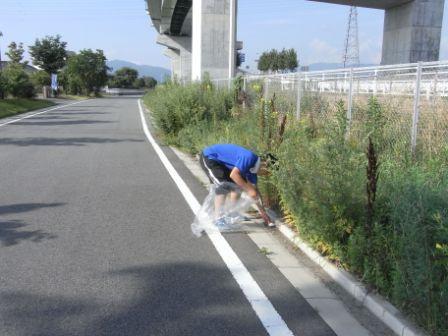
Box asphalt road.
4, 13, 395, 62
0, 98, 336, 336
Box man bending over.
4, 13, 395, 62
199, 143, 275, 228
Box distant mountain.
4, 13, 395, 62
107, 60, 171, 82
306, 63, 377, 71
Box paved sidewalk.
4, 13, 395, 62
169, 146, 395, 336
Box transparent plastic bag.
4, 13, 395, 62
191, 183, 256, 237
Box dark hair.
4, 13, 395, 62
261, 153, 278, 169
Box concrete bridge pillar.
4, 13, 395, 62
382, 0, 445, 64
192, 0, 237, 81
157, 35, 192, 82
163, 48, 181, 80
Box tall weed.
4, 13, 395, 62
143, 83, 448, 334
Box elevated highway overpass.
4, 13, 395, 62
146, 0, 445, 81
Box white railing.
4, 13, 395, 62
212, 60, 448, 155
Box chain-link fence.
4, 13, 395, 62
213, 60, 448, 159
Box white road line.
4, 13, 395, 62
0, 100, 86, 127
137, 100, 294, 336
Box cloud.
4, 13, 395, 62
307, 38, 340, 63
252, 18, 295, 27
359, 36, 382, 64
305, 36, 382, 65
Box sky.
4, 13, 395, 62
0, 0, 447, 70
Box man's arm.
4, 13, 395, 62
229, 167, 257, 198
229, 167, 272, 224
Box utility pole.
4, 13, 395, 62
0, 31, 4, 99
342, 6, 360, 68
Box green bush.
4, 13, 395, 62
30, 70, 51, 91
384, 167, 447, 334
144, 81, 233, 140
0, 71, 6, 95
3, 64, 35, 98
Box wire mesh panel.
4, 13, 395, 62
416, 63, 448, 159
206, 61, 448, 158
239, 61, 448, 159
349, 65, 418, 160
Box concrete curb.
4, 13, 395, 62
277, 224, 426, 336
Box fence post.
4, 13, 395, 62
374, 69, 378, 95
346, 67, 354, 134
411, 62, 423, 155
296, 72, 302, 120
264, 77, 269, 99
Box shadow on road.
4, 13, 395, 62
0, 263, 268, 336
0, 137, 144, 147
30, 115, 73, 120
10, 120, 116, 126
0, 291, 97, 335
0, 203, 65, 216
0, 220, 57, 247
61, 111, 111, 115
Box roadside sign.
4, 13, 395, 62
51, 74, 58, 91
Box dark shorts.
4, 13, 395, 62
199, 153, 238, 195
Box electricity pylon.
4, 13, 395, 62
342, 6, 360, 68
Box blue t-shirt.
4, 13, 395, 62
203, 144, 258, 184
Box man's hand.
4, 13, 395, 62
229, 167, 273, 225
260, 210, 271, 225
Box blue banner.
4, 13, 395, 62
51, 74, 58, 91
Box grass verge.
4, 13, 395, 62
58, 94, 91, 101
0, 99, 56, 119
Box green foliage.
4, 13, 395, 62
384, 168, 447, 334
0, 71, 6, 96
132, 77, 145, 89
257, 48, 298, 73
130, 76, 158, 89
65, 49, 109, 95
3, 64, 35, 98
142, 76, 157, 89
143, 80, 233, 142
6, 42, 27, 65
29, 35, 67, 74
143, 82, 448, 334
30, 70, 51, 91
109, 67, 139, 88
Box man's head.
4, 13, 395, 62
251, 153, 278, 176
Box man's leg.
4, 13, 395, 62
214, 193, 226, 219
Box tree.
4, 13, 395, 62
270, 49, 280, 72
257, 48, 299, 73
142, 76, 157, 89
278, 49, 286, 73
133, 77, 145, 89
3, 64, 35, 98
66, 49, 109, 95
286, 48, 298, 72
6, 42, 27, 65
30, 70, 51, 91
29, 35, 67, 74
110, 67, 139, 88
257, 53, 269, 72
